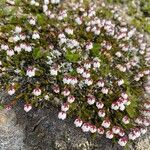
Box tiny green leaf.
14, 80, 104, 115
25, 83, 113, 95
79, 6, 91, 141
32, 48, 42, 59
65, 50, 80, 62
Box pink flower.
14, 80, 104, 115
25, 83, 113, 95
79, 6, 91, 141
53, 85, 60, 93
75, 17, 82, 25
77, 66, 84, 74
26, 67, 36, 77
70, 77, 78, 85
25, 44, 32, 52
122, 116, 130, 124
7, 49, 14, 56
1, 44, 9, 50
87, 95, 95, 105
61, 103, 69, 112
93, 61, 100, 68
63, 76, 71, 84
33, 88, 41, 96
5, 104, 12, 110
65, 28, 73, 35
118, 137, 128, 146
117, 98, 126, 110
97, 127, 105, 134
96, 101, 104, 109
67, 95, 75, 103
118, 128, 125, 137
133, 128, 141, 138
81, 123, 90, 132
82, 71, 91, 78
84, 62, 91, 69
119, 104, 125, 111
142, 110, 150, 117
74, 118, 83, 127
115, 51, 122, 57
143, 118, 150, 126
14, 45, 21, 52
98, 109, 105, 117
90, 125, 97, 133
135, 117, 143, 124
62, 89, 70, 96
117, 79, 124, 86
8, 86, 15, 95
128, 132, 136, 140
106, 130, 114, 139
143, 69, 150, 75
58, 111, 67, 120
144, 101, 150, 109
102, 118, 111, 128
85, 42, 93, 50
111, 102, 119, 110
121, 93, 128, 99
50, 67, 58, 76
97, 80, 104, 87
24, 104, 32, 112
112, 126, 120, 134
85, 78, 93, 86
101, 87, 108, 94
15, 26, 22, 33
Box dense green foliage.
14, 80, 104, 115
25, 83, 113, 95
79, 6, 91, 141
0, 0, 149, 147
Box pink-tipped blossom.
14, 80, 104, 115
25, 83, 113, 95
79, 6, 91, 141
8, 86, 15, 95
97, 80, 104, 87
62, 89, 70, 96
97, 127, 105, 134
26, 67, 36, 77
118, 137, 128, 146
81, 123, 90, 132
58, 111, 67, 120
106, 130, 114, 139
112, 126, 120, 134
74, 118, 83, 127
24, 104, 32, 112
87, 95, 95, 105
67, 95, 75, 103
5, 105, 12, 110
122, 116, 130, 124
84, 62, 91, 69
90, 125, 97, 133
77, 67, 84, 74
85, 42, 93, 50
101, 87, 109, 94
61, 103, 69, 112
98, 109, 105, 117
82, 71, 91, 78
102, 118, 111, 128
93, 61, 100, 68
118, 128, 125, 137
96, 101, 104, 109
85, 78, 93, 86
33, 88, 41, 96
53, 85, 60, 93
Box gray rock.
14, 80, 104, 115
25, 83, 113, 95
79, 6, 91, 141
12, 103, 123, 150
0, 109, 25, 150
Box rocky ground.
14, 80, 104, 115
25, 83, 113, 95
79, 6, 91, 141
14, 102, 123, 150
0, 101, 149, 150
0, 102, 123, 150
0, 109, 25, 150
